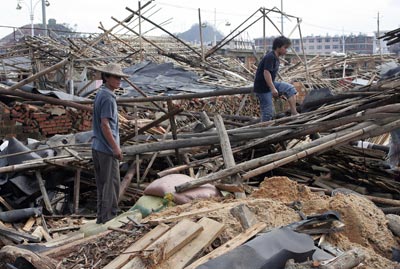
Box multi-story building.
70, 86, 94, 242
254, 33, 378, 55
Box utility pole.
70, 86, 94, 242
342, 27, 345, 54
377, 11, 382, 58
41, 0, 47, 36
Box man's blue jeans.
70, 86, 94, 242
256, 81, 297, 122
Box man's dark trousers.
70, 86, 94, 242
92, 149, 120, 224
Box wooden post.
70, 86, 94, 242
167, 100, 181, 163
134, 105, 141, 188
35, 171, 54, 215
73, 168, 81, 214
213, 114, 245, 198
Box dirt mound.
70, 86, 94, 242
249, 176, 399, 267
251, 176, 319, 203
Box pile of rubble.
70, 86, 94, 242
0, 2, 400, 268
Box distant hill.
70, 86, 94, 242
0, 19, 75, 44
177, 23, 225, 44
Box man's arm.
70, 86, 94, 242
263, 70, 278, 97
101, 118, 122, 160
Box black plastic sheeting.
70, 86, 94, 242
120, 61, 226, 97
198, 227, 332, 269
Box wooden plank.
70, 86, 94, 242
103, 223, 170, 269
22, 217, 36, 232
184, 222, 267, 269
145, 219, 203, 260
0, 196, 14, 211
35, 171, 54, 214
163, 217, 225, 269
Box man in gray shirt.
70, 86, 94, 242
91, 63, 128, 224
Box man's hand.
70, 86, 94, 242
113, 147, 123, 161
271, 88, 279, 98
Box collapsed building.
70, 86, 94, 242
0, 2, 400, 269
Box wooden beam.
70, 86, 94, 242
214, 114, 245, 198
35, 171, 54, 215
168, 100, 181, 163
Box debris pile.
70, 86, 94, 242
0, 3, 400, 269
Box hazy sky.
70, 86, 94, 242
1, 0, 399, 39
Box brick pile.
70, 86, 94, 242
0, 102, 22, 138
8, 103, 92, 137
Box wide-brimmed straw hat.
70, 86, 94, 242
90, 63, 129, 78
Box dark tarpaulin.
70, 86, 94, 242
121, 61, 226, 97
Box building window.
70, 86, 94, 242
332, 38, 339, 42
317, 38, 322, 43
308, 39, 315, 43
325, 38, 331, 42
317, 45, 322, 49
333, 45, 339, 49
325, 45, 331, 49
309, 46, 314, 50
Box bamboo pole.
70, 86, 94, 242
175, 119, 400, 192
77, 86, 253, 104
242, 126, 380, 180
126, 7, 202, 57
